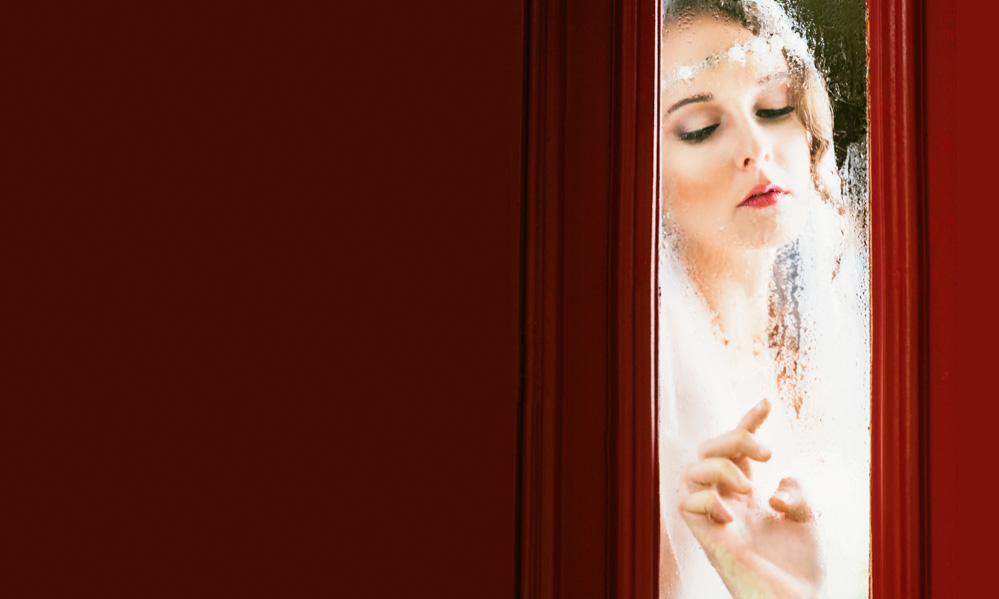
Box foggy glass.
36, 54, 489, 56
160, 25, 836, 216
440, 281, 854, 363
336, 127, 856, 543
657, 1, 870, 598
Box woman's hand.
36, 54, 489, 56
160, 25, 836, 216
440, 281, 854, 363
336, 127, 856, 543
679, 399, 824, 599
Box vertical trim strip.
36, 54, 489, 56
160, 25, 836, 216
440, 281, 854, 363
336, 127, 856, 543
869, 0, 928, 596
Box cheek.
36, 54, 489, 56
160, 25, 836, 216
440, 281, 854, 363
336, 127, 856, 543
661, 146, 728, 219
774, 128, 813, 188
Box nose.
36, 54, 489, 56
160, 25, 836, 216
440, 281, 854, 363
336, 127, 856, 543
734, 119, 769, 169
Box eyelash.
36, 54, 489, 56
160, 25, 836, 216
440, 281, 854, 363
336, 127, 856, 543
677, 106, 796, 144
678, 124, 719, 143
757, 106, 796, 120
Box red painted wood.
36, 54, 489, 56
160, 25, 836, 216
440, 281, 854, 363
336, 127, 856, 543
949, 2, 999, 596
923, 0, 957, 595
869, 0, 929, 597
10, 3, 526, 596
518, 0, 567, 596
519, 0, 612, 597
518, 0, 659, 597
608, 1, 659, 599
609, 0, 659, 597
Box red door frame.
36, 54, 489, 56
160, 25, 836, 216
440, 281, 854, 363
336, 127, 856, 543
517, 0, 935, 598
869, 1, 928, 596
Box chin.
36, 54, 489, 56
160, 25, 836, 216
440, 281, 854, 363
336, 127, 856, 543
735, 202, 810, 250
734, 217, 807, 250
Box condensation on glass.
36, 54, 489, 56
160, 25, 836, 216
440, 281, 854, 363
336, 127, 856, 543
656, 1, 870, 598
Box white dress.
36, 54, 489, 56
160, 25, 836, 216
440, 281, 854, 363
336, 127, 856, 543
658, 201, 871, 599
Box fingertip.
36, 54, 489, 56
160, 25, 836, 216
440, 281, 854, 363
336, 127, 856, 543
739, 399, 772, 432
711, 504, 733, 523
753, 398, 771, 419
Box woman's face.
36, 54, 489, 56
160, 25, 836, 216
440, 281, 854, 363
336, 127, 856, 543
661, 17, 813, 254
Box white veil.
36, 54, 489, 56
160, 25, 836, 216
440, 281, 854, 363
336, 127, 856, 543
658, 150, 871, 598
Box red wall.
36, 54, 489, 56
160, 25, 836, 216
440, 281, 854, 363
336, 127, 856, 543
10, 3, 524, 596
328, 4, 525, 597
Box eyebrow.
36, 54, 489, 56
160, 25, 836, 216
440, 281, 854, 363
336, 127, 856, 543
664, 72, 793, 116
666, 93, 713, 115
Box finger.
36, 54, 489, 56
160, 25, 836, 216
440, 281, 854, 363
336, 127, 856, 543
736, 398, 771, 434
684, 457, 752, 493
682, 489, 733, 523
698, 428, 772, 462
768, 477, 813, 522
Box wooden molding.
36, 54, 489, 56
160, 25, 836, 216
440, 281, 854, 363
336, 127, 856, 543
869, 0, 929, 597
607, 0, 659, 598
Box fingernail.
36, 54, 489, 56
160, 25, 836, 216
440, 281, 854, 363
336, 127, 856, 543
774, 491, 789, 503
757, 398, 769, 410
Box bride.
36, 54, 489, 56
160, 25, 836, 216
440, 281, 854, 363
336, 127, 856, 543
657, 1, 870, 598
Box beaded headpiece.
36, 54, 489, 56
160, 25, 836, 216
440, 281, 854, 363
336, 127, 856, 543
661, 32, 811, 91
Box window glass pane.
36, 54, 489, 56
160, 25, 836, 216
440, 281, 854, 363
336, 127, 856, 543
657, 1, 870, 597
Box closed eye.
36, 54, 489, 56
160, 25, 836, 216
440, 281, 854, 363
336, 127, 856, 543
678, 123, 719, 143
756, 106, 795, 120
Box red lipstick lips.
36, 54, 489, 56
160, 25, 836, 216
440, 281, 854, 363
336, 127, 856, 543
738, 183, 787, 208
